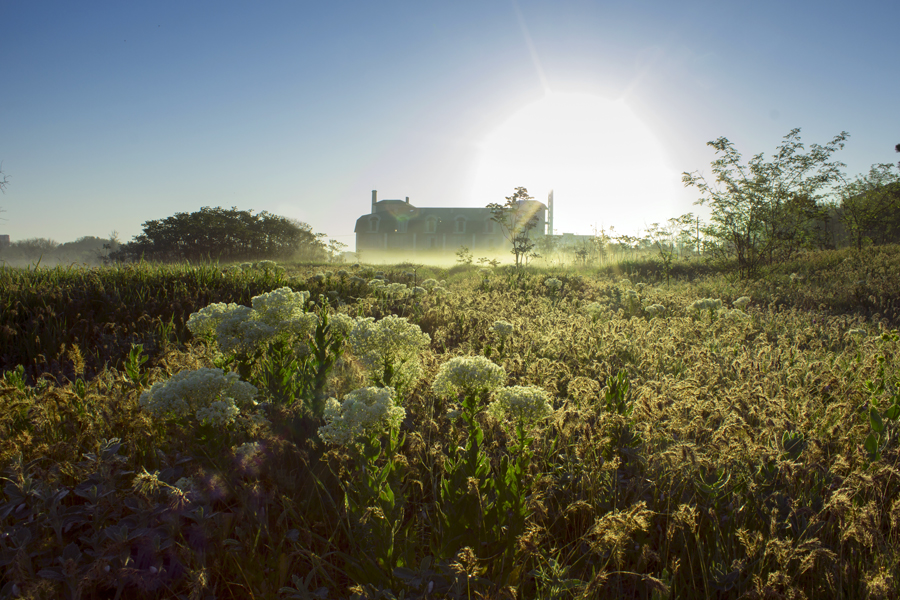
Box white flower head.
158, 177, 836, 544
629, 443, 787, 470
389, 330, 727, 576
487, 385, 554, 426
733, 296, 751, 310
432, 355, 506, 399
140, 368, 258, 427
490, 320, 514, 340
545, 277, 562, 291
318, 387, 406, 446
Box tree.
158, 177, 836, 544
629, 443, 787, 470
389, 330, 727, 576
839, 164, 900, 249
111, 206, 326, 263
487, 187, 542, 268
0, 162, 8, 220
683, 128, 848, 278
326, 239, 347, 263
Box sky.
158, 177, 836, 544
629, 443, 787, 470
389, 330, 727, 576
1, 0, 898, 249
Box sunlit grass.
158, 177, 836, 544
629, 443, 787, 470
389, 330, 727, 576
2, 248, 900, 598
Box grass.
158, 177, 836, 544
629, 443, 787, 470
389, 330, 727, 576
2, 247, 900, 599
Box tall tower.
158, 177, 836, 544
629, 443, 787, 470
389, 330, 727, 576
547, 190, 554, 235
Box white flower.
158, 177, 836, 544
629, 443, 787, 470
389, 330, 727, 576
318, 387, 406, 446
644, 304, 666, 318
422, 278, 439, 290
732, 296, 751, 310
544, 277, 562, 291
490, 320, 514, 339
139, 368, 258, 427
348, 315, 431, 389
689, 298, 723, 312
256, 260, 277, 271
327, 312, 356, 339
186, 302, 244, 338
432, 356, 506, 399
487, 385, 553, 426
583, 302, 606, 320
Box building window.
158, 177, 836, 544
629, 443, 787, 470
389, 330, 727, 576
425, 217, 437, 233
455, 216, 466, 233
368, 216, 380, 232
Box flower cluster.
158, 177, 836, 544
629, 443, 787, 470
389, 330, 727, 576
583, 301, 607, 321
545, 277, 563, 292
251, 287, 317, 335
349, 315, 431, 389
690, 298, 723, 312
487, 385, 554, 426
187, 288, 320, 354
432, 355, 506, 399
732, 296, 751, 310
318, 387, 406, 446
644, 304, 666, 318
422, 278, 439, 290
139, 368, 258, 427
490, 320, 514, 339
328, 312, 356, 339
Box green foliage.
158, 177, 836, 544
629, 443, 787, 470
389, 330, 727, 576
838, 163, 900, 250
487, 187, 543, 268
111, 206, 327, 263
684, 128, 848, 278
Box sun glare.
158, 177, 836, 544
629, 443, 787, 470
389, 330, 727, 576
471, 93, 681, 236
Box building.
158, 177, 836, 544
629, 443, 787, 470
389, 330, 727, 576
354, 190, 553, 258
0, 235, 9, 248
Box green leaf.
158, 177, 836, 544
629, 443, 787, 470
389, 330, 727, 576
864, 432, 879, 456
885, 403, 900, 421
870, 407, 885, 433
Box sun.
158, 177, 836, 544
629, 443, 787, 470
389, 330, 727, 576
470, 92, 681, 237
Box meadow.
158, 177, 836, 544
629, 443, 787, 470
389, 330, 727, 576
1, 246, 900, 599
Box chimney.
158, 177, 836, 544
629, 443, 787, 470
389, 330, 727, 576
548, 189, 554, 235
405, 196, 409, 204
371, 190, 377, 213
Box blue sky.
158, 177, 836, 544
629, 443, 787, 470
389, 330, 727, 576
2, 0, 898, 248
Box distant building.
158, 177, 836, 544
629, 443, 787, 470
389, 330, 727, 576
0, 235, 9, 248
354, 190, 552, 257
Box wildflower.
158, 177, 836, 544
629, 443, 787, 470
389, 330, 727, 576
328, 312, 356, 338
584, 302, 606, 321
309, 273, 325, 284
368, 278, 386, 290
240, 262, 253, 271
490, 320, 514, 339
411, 286, 427, 296
848, 328, 867, 337
432, 355, 506, 399
256, 260, 277, 272
349, 315, 431, 389
545, 277, 563, 291
432, 286, 447, 296
139, 368, 258, 427
487, 385, 553, 426
644, 304, 666, 318
733, 296, 751, 310
619, 278, 632, 287
186, 302, 244, 338
337, 269, 349, 278
422, 278, 439, 290
215, 306, 276, 354
689, 298, 723, 312
318, 387, 406, 446
251, 287, 317, 337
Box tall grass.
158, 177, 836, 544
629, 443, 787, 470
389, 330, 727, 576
2, 248, 900, 599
